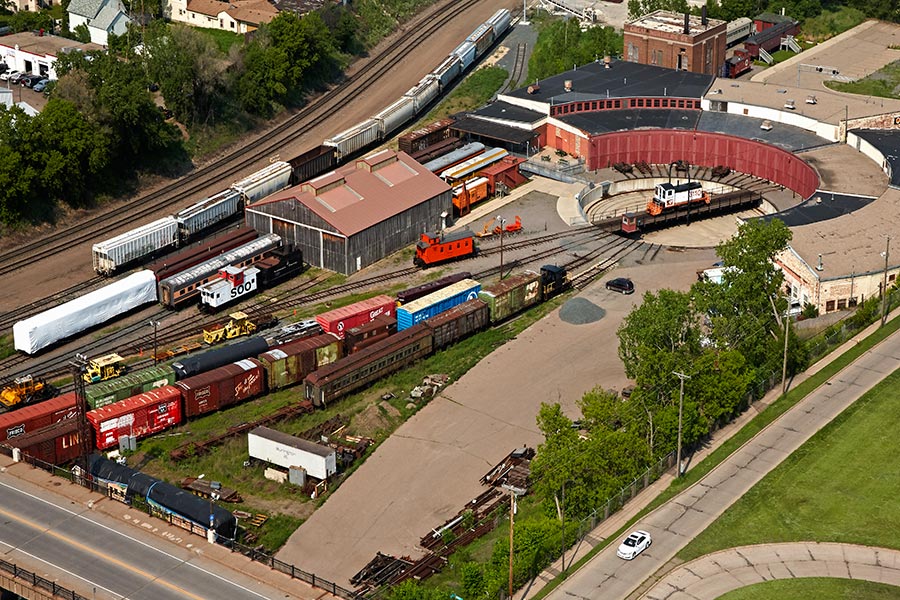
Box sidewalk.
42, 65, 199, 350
518, 305, 900, 599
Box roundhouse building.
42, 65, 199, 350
245, 149, 451, 275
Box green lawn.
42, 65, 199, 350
679, 367, 900, 561
196, 27, 243, 53
718, 578, 900, 600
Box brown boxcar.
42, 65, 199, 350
87, 386, 183, 450
8, 419, 82, 465
344, 314, 397, 354
424, 298, 490, 350
0, 392, 78, 443
478, 270, 542, 322
258, 334, 343, 391
175, 359, 265, 418
288, 145, 337, 185
304, 323, 433, 407
398, 118, 455, 154
147, 227, 258, 282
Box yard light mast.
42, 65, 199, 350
673, 371, 691, 477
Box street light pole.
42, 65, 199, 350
497, 215, 506, 280
560, 480, 567, 577
781, 308, 790, 395
672, 371, 691, 477
881, 236, 891, 327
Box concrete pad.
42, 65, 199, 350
786, 559, 828, 578
773, 545, 814, 562
807, 543, 847, 563
683, 571, 744, 597
664, 567, 704, 589
842, 545, 879, 566
729, 565, 767, 586
825, 560, 852, 579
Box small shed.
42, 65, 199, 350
478, 156, 528, 195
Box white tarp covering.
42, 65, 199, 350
13, 270, 158, 354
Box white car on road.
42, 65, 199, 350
617, 530, 651, 560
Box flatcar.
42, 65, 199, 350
414, 230, 477, 267
646, 181, 709, 215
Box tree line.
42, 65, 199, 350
0, 1, 407, 228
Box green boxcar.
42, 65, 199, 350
85, 365, 175, 409
258, 333, 344, 391
478, 270, 542, 322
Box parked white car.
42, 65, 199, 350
617, 530, 651, 560
1, 70, 21, 82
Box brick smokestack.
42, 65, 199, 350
684, 12, 690, 34
702, 5, 708, 25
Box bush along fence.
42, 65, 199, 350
0, 446, 359, 600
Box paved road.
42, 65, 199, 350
643, 543, 900, 599
0, 476, 300, 600
545, 324, 900, 600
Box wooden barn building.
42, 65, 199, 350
245, 150, 451, 274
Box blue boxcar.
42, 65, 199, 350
397, 279, 481, 330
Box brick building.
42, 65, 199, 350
623, 10, 726, 76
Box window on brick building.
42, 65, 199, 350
826, 300, 836, 312
628, 43, 639, 62
837, 299, 847, 310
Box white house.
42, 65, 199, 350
67, 0, 131, 46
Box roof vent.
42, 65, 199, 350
564, 80, 573, 92
603, 55, 612, 68
527, 81, 540, 95
816, 254, 824, 271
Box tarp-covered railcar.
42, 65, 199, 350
14, 270, 158, 354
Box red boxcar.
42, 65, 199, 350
87, 386, 183, 450
0, 393, 78, 443
316, 296, 395, 339
175, 358, 265, 418
8, 420, 82, 465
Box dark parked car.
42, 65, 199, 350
606, 277, 635, 295
22, 74, 43, 88
0, 63, 7, 74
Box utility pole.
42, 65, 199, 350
781, 307, 790, 395
508, 488, 516, 598
149, 320, 159, 365
882, 236, 891, 327
673, 371, 691, 477
497, 215, 506, 280
560, 480, 566, 577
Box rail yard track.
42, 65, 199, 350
0, 0, 490, 280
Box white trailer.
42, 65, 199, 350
248, 426, 336, 481
92, 217, 179, 275
174, 189, 242, 239
13, 270, 158, 354
231, 161, 292, 205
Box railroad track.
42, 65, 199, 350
0, 276, 108, 332
499, 42, 527, 94
0, 0, 486, 280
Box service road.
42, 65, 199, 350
0, 477, 293, 600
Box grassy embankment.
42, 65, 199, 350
718, 578, 900, 600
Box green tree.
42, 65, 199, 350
10, 8, 55, 33
628, 0, 689, 19
72, 22, 91, 43
0, 106, 40, 224
528, 19, 622, 81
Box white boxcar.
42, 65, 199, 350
231, 161, 292, 204
373, 96, 416, 137
431, 54, 462, 90
13, 270, 157, 354
487, 9, 511, 36
452, 40, 477, 69
324, 118, 381, 160
248, 426, 336, 480
92, 217, 179, 276
405, 75, 440, 113
174, 188, 242, 240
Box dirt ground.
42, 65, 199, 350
0, 0, 518, 314
275, 180, 718, 584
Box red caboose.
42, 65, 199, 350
414, 230, 476, 267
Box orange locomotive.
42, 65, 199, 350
414, 230, 476, 267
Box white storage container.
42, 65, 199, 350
92, 217, 178, 275
13, 270, 158, 354
231, 161, 292, 204
452, 40, 478, 69
324, 118, 381, 160
248, 426, 337, 480
174, 189, 242, 239
404, 75, 440, 113
423, 142, 485, 173
373, 96, 416, 137
431, 55, 462, 90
